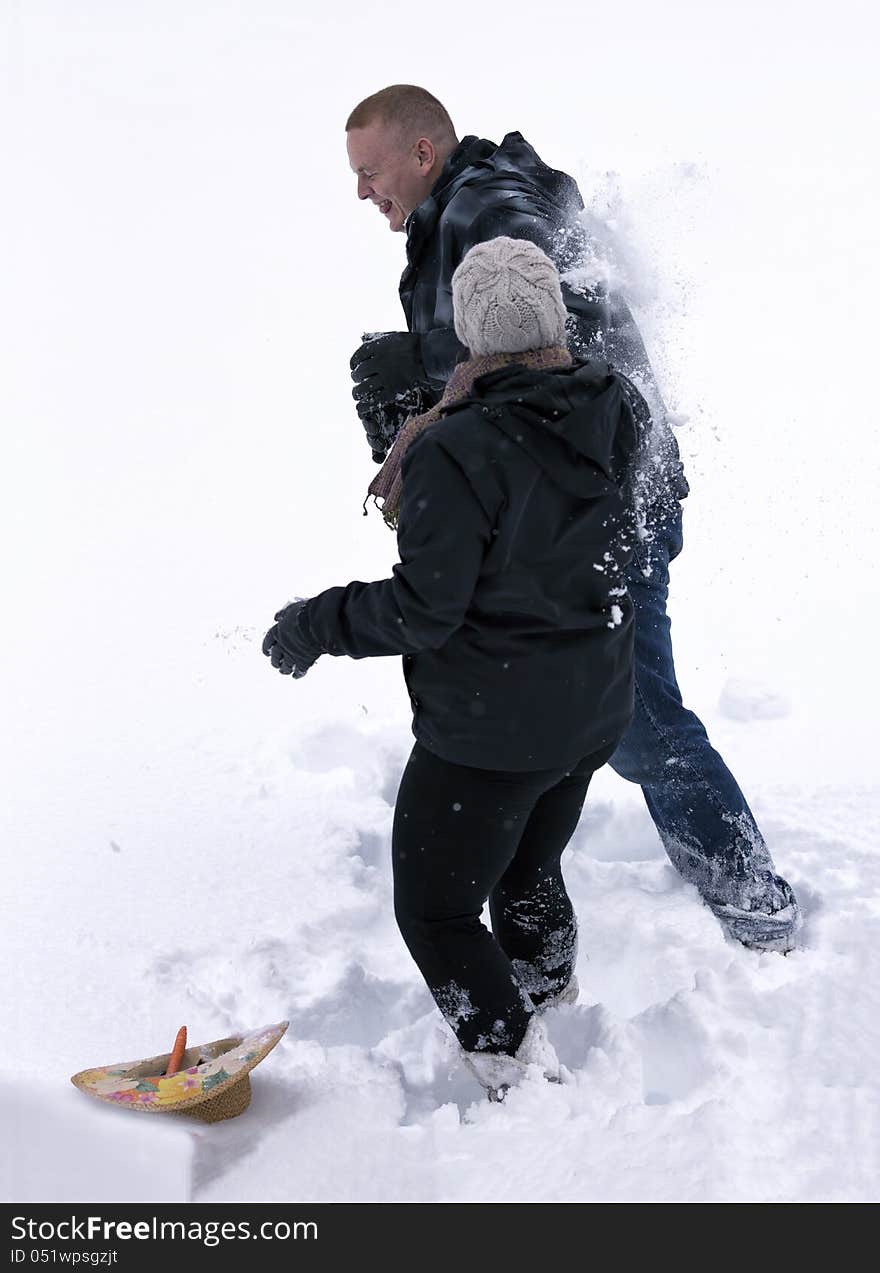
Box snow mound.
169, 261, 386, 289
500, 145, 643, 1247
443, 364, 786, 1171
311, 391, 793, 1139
718, 677, 792, 722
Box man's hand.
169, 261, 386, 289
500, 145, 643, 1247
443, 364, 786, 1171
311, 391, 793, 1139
360, 401, 409, 465
350, 332, 433, 461
351, 331, 427, 401
262, 599, 323, 679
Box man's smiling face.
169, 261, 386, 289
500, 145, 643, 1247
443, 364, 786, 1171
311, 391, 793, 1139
347, 121, 438, 233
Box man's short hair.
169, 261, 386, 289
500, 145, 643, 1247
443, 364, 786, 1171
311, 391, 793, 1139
345, 85, 457, 148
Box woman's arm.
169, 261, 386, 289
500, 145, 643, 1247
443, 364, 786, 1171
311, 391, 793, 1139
305, 432, 493, 659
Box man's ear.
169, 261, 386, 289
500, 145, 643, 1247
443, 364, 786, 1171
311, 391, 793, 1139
415, 137, 436, 169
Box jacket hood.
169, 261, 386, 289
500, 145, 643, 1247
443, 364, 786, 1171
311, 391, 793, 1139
442, 360, 637, 500
430, 132, 585, 219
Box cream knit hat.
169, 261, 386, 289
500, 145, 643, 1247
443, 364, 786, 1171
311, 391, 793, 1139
452, 236, 568, 356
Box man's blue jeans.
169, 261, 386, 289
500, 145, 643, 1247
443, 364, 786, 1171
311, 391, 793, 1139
609, 504, 801, 948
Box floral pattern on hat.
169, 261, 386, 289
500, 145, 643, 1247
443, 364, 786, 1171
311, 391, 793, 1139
72, 1022, 287, 1110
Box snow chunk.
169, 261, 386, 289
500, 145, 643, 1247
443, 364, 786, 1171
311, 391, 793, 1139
718, 677, 792, 722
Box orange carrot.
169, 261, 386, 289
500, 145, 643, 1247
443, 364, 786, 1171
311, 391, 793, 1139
165, 1026, 187, 1076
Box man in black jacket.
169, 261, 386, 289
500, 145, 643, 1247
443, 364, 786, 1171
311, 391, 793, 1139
341, 85, 801, 953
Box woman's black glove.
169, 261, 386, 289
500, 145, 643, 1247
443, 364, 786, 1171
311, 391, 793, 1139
262, 599, 323, 679
350, 332, 434, 461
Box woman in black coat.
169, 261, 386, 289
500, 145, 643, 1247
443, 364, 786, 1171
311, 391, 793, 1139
263, 236, 640, 1097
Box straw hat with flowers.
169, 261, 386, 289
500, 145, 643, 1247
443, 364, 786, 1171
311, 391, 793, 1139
71, 1021, 289, 1124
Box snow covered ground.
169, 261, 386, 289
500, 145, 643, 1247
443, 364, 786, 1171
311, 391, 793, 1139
2, 0, 878, 1203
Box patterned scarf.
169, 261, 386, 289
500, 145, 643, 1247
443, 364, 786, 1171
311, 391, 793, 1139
366, 346, 572, 528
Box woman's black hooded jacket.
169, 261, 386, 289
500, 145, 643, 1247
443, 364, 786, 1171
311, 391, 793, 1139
306, 358, 639, 771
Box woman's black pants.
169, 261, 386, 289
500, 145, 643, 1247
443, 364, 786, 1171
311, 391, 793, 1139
392, 740, 614, 1057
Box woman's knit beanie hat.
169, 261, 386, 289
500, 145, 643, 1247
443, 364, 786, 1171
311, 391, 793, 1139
452, 236, 568, 356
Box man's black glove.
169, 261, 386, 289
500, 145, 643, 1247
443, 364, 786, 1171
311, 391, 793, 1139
350, 332, 434, 462
359, 401, 411, 465
262, 598, 323, 679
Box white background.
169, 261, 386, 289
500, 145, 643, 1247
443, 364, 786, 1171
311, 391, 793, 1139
2, 0, 878, 1203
